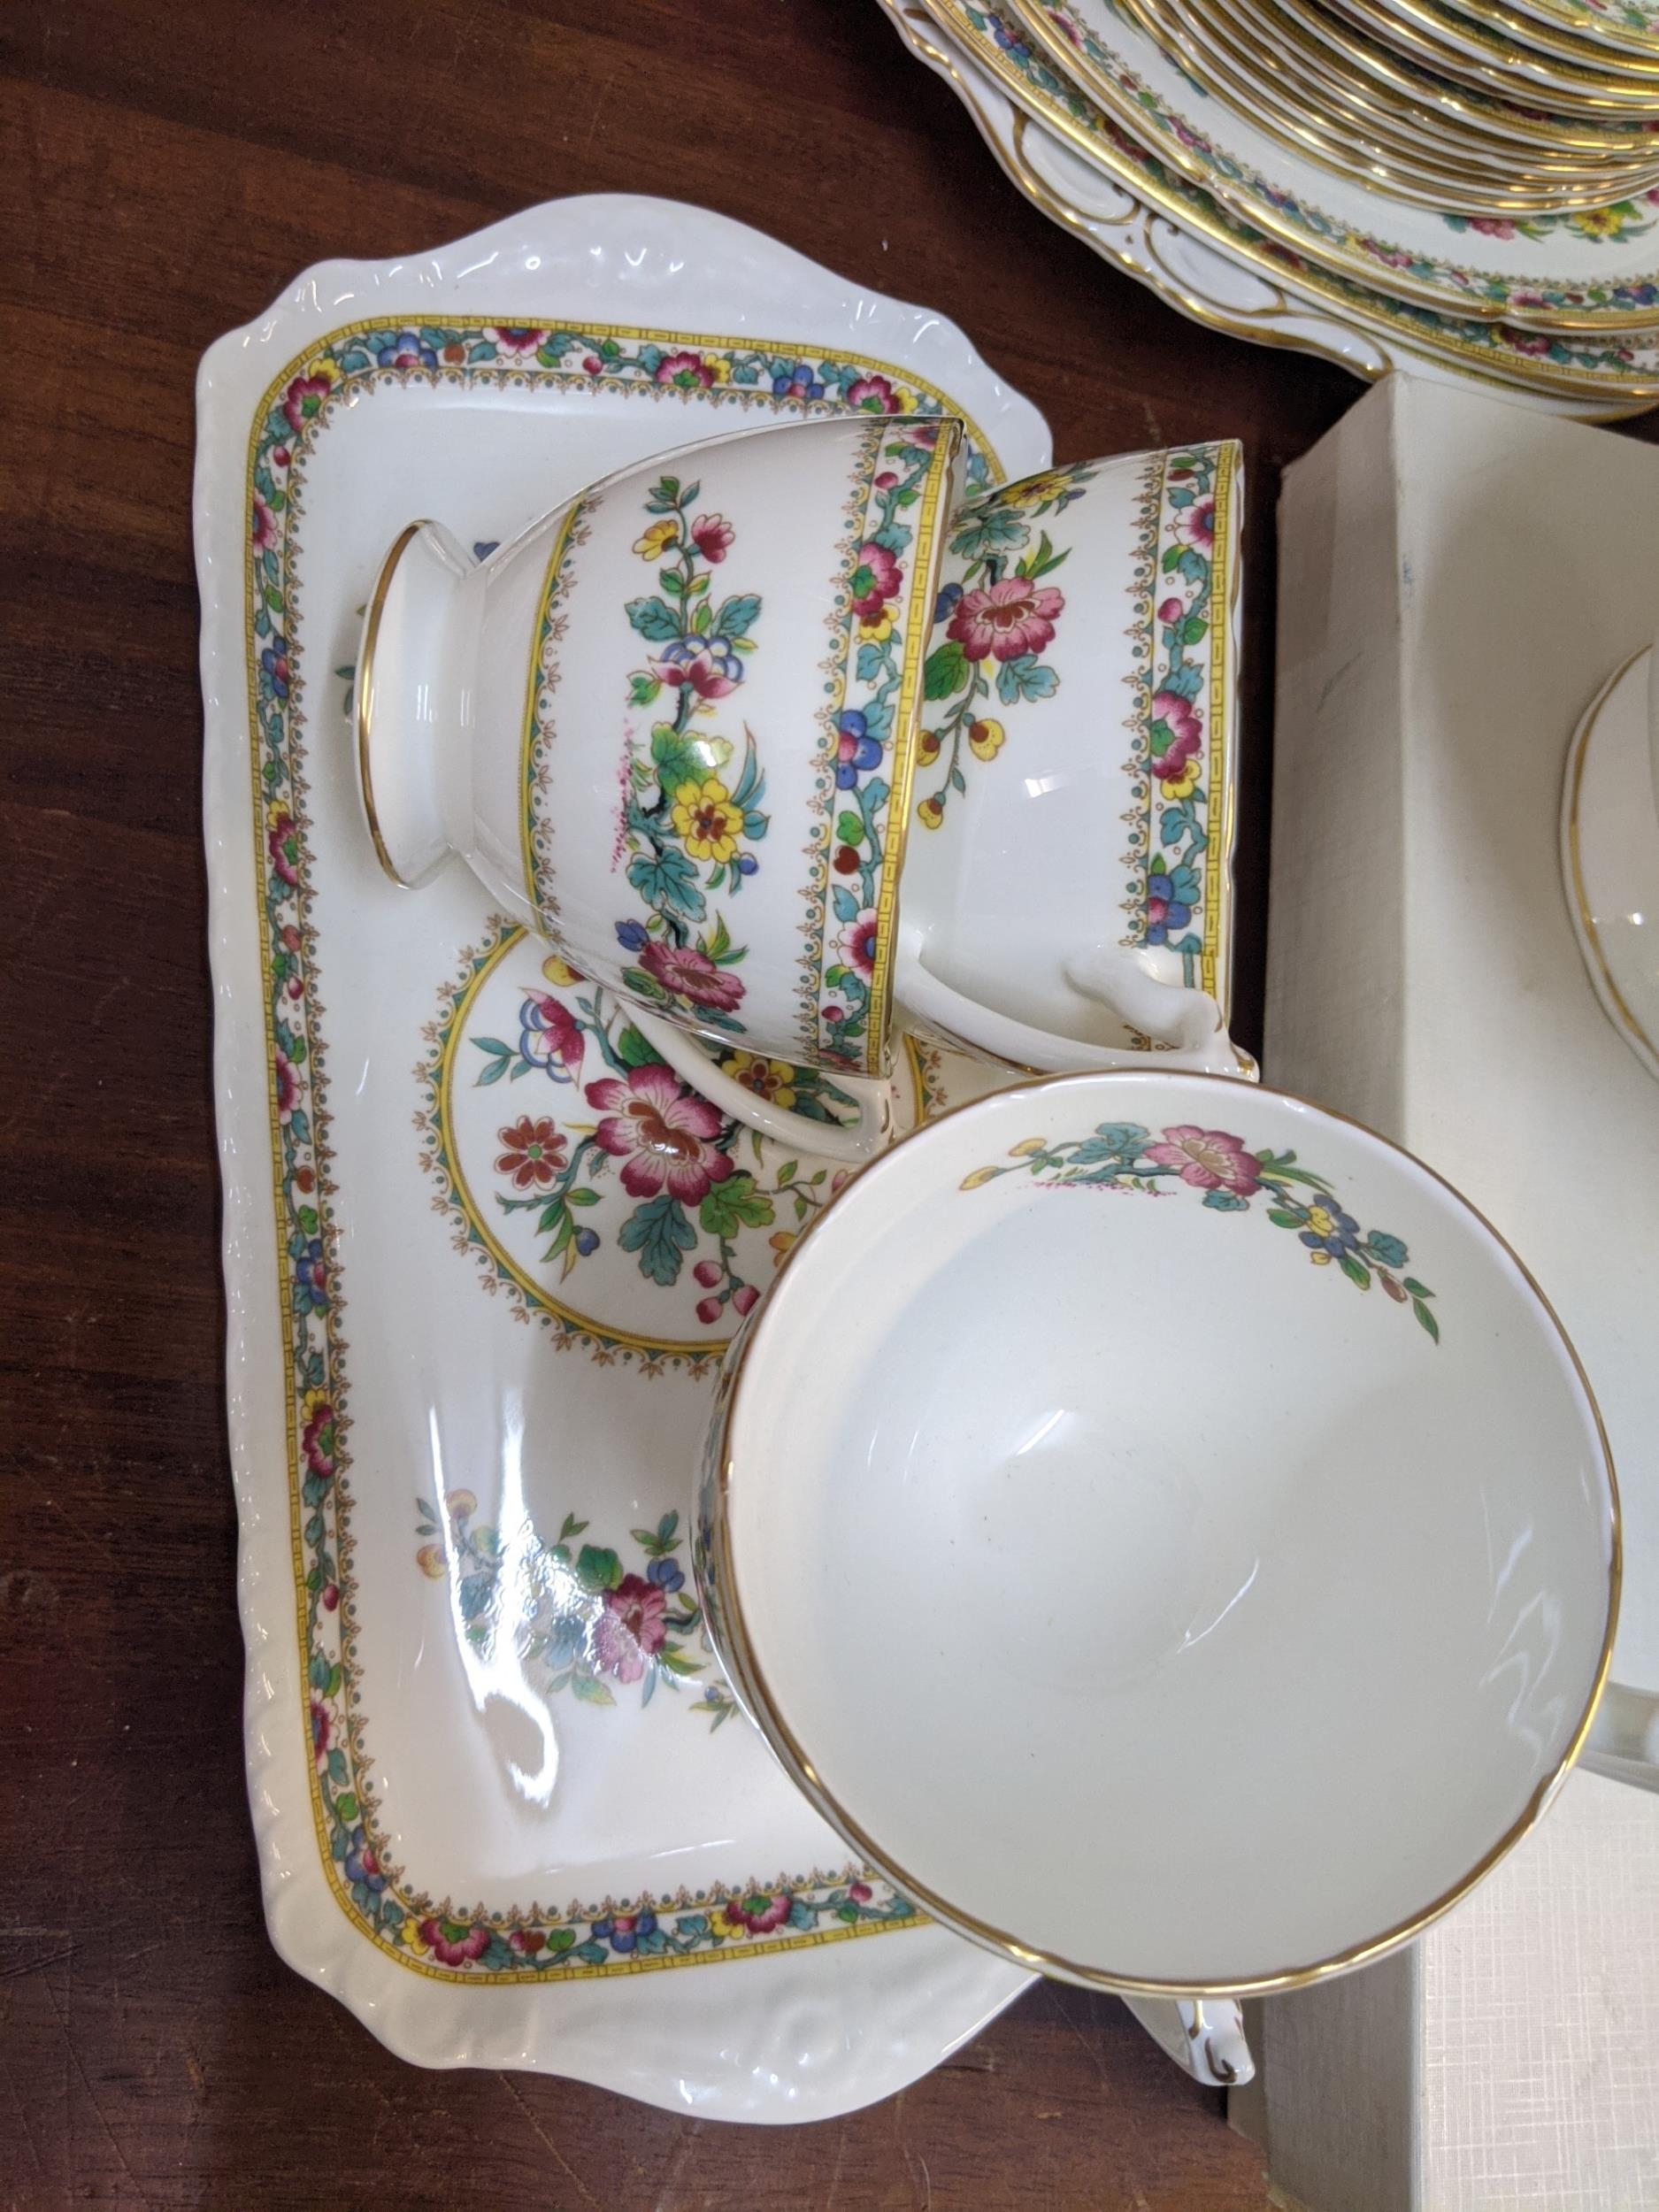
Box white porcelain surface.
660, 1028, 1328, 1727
704, 1071, 1617, 1993
878, 0, 1652, 422
899, 444, 1243, 1070
196, 191, 1071, 2115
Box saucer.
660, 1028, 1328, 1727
1562, 649, 1659, 1086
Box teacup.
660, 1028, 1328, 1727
695, 1070, 1624, 1993
899, 442, 1247, 1076
357, 413, 964, 1161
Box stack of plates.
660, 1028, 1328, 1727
879, 0, 1659, 416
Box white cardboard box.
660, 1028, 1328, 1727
1240, 373, 1659, 2211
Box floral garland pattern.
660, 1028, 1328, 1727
1009, 2, 1659, 309
815, 420, 958, 1070
914, 461, 1096, 831
414, 1495, 740, 1725
1123, 444, 1231, 991
252, 322, 992, 1980
942, 0, 1659, 365
963, 1118, 1441, 1338
421, 922, 853, 1366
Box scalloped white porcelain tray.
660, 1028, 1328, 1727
196, 192, 1253, 2116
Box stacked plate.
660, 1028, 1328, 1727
879, 0, 1659, 416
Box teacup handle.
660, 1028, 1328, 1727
627, 1010, 892, 1166
1579, 1679, 1659, 1794
895, 933, 1243, 1077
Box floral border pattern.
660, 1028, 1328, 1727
249, 320, 997, 1981
1121, 443, 1233, 996
932, 0, 1659, 380
1010, 1, 1659, 314
962, 1117, 1442, 1338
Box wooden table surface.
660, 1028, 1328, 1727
10, 1, 1618, 2204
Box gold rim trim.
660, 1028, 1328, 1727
355, 520, 428, 889
705, 1065, 1622, 2000
898, 0, 1659, 397
975, 0, 1659, 338
1458, 0, 1659, 60
1146, 0, 1659, 209
1325, 0, 1659, 106
866, 420, 964, 1080
1260, 0, 1659, 151
1564, 649, 1659, 1068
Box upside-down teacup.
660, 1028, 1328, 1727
898, 441, 1248, 1076
695, 1071, 1628, 1993
356, 412, 964, 1162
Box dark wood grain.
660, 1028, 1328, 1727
14, 0, 1626, 2201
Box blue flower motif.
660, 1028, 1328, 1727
472, 540, 500, 562
344, 1824, 387, 1893
647, 1556, 685, 1594
370, 326, 438, 371
1145, 873, 1192, 946
573, 1227, 600, 1257
261, 641, 289, 700
656, 634, 743, 689
987, 12, 1031, 56
772, 360, 826, 401
296, 1237, 329, 1313
594, 1910, 657, 1955
736, 853, 758, 876
1366, 1230, 1409, 1268
1299, 1204, 1363, 1260
615, 918, 649, 952
836, 709, 882, 790
934, 580, 964, 626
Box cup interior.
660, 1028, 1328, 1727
720, 1073, 1617, 1991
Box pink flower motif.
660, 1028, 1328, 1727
874, 470, 898, 489
847, 373, 900, 413
840, 909, 879, 979
897, 421, 940, 449
947, 577, 1064, 663
732, 1283, 759, 1316
594, 1574, 669, 1683
1142, 1125, 1263, 1196
419, 1918, 490, 1967
1469, 219, 1517, 240
582, 353, 603, 375
849, 540, 903, 624
488, 325, 544, 353
586, 1059, 735, 1202
655, 348, 714, 389
1157, 595, 1184, 624
302, 1399, 337, 1482
311, 1700, 331, 1768
1507, 330, 1555, 357
252, 495, 279, 554
637, 939, 746, 1013
275, 1051, 300, 1123
282, 372, 334, 436
271, 444, 291, 470
649, 642, 740, 699
520, 990, 584, 1077
848, 1879, 873, 1902
689, 513, 734, 564
720, 1891, 795, 1935
1177, 496, 1216, 553
1149, 687, 1202, 758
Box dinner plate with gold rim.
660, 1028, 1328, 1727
1141, 0, 1659, 211
1182, 0, 1659, 175
1332, 0, 1659, 104
930, 0, 1659, 337
1372, 0, 1659, 73
884, 0, 1659, 416
1264, 0, 1659, 153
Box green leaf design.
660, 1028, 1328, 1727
613, 1023, 663, 1069
699, 1172, 775, 1236
1266, 1208, 1305, 1229
571, 1671, 616, 1707
575, 1544, 622, 1593
712, 593, 760, 640
1338, 1253, 1371, 1291
618, 1191, 697, 1285
1413, 1298, 1440, 1344
923, 639, 970, 700
625, 595, 680, 641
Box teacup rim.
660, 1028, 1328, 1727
705, 1064, 1622, 1999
